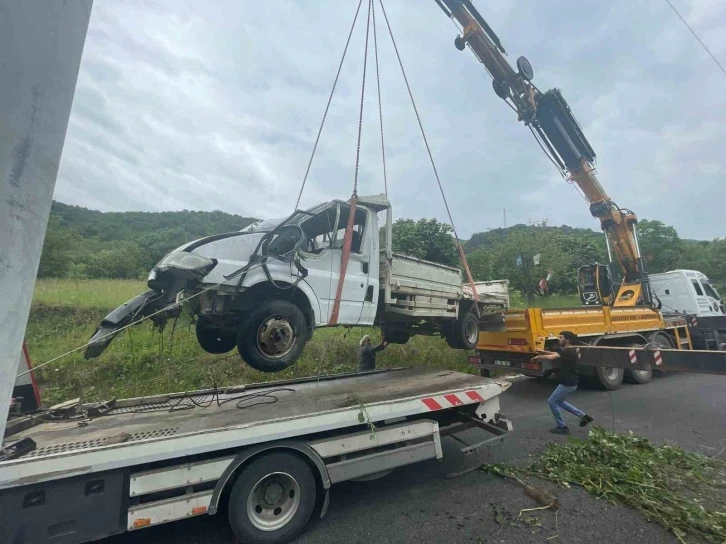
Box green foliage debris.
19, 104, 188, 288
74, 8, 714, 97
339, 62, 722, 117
487, 428, 726, 543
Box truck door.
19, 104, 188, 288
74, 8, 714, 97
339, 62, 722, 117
328, 203, 370, 325
690, 279, 713, 315
356, 209, 380, 325
297, 204, 339, 324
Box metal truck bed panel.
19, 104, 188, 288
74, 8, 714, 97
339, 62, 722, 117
0, 368, 508, 490
382, 253, 463, 296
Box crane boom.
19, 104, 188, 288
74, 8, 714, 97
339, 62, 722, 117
435, 0, 653, 308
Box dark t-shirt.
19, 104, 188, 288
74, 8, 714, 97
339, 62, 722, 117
555, 347, 579, 386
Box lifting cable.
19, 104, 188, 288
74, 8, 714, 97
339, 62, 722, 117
372, 0, 388, 196
329, 0, 373, 325
294, 0, 365, 210
377, 0, 479, 303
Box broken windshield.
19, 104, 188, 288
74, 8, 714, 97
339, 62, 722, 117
241, 202, 332, 234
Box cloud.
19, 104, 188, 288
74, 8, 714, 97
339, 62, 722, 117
54, 0, 726, 240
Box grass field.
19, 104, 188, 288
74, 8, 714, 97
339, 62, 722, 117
25, 279, 580, 405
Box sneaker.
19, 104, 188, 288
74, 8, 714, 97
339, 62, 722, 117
550, 426, 570, 435
579, 414, 594, 428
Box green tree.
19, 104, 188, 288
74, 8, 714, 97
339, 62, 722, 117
85, 242, 147, 279
391, 218, 458, 266
467, 248, 493, 281
37, 215, 83, 278
637, 219, 684, 274
488, 222, 562, 305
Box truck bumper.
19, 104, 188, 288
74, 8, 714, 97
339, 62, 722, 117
468, 350, 554, 377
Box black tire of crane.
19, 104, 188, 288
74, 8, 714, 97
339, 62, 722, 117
196, 319, 237, 354
647, 331, 676, 376
623, 342, 653, 385
585, 336, 625, 390
594, 365, 625, 390
227, 451, 317, 544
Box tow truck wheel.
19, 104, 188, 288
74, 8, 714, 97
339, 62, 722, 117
228, 452, 317, 544
237, 300, 307, 373
196, 320, 236, 354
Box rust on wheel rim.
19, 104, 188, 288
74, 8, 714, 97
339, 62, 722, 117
256, 316, 295, 359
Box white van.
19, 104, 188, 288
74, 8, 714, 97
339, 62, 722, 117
649, 270, 725, 317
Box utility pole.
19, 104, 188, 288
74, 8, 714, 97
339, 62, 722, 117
0, 1, 93, 440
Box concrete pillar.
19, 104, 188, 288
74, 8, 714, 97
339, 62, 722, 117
0, 1, 93, 439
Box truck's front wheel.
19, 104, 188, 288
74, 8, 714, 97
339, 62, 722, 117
228, 452, 317, 544
237, 300, 307, 373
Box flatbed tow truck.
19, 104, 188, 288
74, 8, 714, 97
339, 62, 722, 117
1, 369, 512, 543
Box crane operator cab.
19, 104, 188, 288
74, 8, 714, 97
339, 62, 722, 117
578, 264, 614, 306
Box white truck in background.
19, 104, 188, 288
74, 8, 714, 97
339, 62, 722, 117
649, 270, 726, 350
649, 270, 724, 317
85, 195, 508, 372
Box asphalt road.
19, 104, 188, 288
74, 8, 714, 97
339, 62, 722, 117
107, 372, 726, 544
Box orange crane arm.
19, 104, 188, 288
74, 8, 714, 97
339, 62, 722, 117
434, 0, 651, 306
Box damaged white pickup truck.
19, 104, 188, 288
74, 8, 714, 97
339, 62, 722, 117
85, 195, 506, 372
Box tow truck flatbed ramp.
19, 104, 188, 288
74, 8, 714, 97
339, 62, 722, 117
0, 367, 509, 489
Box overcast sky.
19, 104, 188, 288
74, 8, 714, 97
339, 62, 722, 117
54, 0, 726, 240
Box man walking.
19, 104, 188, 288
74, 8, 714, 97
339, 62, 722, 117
532, 330, 594, 434
358, 334, 388, 372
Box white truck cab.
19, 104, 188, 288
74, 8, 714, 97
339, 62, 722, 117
649, 270, 725, 317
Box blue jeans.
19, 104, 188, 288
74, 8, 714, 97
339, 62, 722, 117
548, 384, 585, 428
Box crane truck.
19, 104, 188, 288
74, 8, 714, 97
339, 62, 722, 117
434, 0, 726, 389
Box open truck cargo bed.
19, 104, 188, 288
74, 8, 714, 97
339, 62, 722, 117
0, 367, 511, 544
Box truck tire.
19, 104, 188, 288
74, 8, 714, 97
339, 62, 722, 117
237, 300, 307, 373
593, 366, 624, 390
196, 320, 236, 354
228, 451, 317, 544
445, 312, 479, 350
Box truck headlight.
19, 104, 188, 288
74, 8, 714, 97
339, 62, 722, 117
157, 252, 216, 273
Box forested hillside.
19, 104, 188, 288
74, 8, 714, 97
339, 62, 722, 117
38, 201, 725, 297
38, 201, 257, 279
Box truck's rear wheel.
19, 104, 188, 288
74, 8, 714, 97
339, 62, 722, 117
237, 300, 307, 373
625, 333, 673, 383
624, 360, 652, 384
228, 452, 316, 544
593, 366, 624, 390
383, 328, 411, 345
196, 320, 236, 354
445, 312, 479, 350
